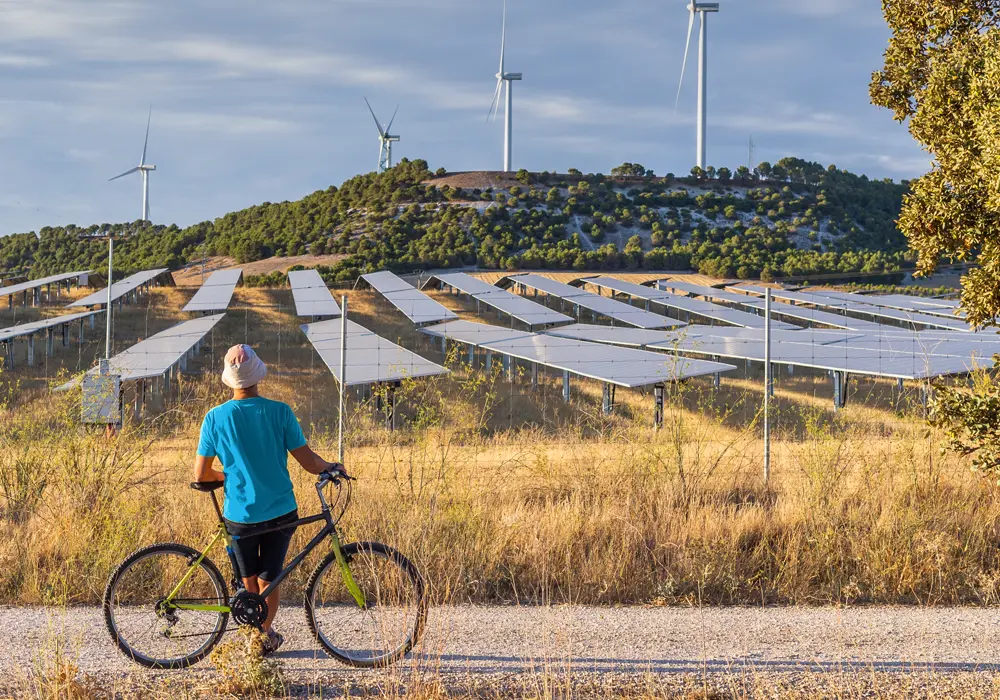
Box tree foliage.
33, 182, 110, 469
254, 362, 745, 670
0, 157, 910, 285
871, 0, 1000, 326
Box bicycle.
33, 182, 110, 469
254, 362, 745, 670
102, 470, 427, 670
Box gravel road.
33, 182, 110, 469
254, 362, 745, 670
4, 605, 1000, 696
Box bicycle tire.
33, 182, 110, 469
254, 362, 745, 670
304, 541, 426, 668
103, 542, 230, 669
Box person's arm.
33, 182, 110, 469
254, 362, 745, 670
193, 454, 224, 484
290, 444, 341, 475
194, 412, 223, 484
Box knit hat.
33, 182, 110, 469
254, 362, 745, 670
221, 344, 267, 389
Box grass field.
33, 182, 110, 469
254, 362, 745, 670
0, 284, 996, 611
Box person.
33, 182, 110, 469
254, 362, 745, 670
193, 344, 343, 654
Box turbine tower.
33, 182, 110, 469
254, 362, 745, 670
365, 98, 400, 174
675, 2, 719, 170
109, 108, 156, 222
487, 0, 522, 173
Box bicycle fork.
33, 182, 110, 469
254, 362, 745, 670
330, 528, 367, 609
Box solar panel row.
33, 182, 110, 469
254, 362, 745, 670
418, 319, 736, 388
182, 268, 243, 312
505, 274, 682, 330
361, 271, 458, 325
427, 273, 574, 327
288, 270, 342, 318
70, 269, 170, 308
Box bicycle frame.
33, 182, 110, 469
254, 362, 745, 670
167, 477, 366, 616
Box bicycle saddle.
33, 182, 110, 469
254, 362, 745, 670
190, 481, 224, 492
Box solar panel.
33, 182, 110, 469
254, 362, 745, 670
59, 313, 224, 387
182, 268, 242, 312
419, 320, 736, 388
427, 273, 573, 327
585, 276, 800, 330
0, 270, 91, 300
0, 310, 103, 342
302, 318, 449, 386
69, 269, 169, 308
506, 274, 682, 329
731, 285, 971, 331
288, 270, 342, 317
545, 324, 983, 380
361, 271, 458, 325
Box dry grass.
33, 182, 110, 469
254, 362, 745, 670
0, 286, 997, 610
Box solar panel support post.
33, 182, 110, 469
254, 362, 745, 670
78, 318, 85, 345
602, 384, 612, 415
531, 362, 538, 389
764, 289, 772, 485
26, 335, 34, 367
105, 236, 114, 361
486, 351, 493, 371
502, 354, 511, 379
654, 383, 664, 429
61, 324, 68, 347
467, 345, 474, 366
337, 296, 348, 464
45, 328, 54, 357
4, 341, 11, 370
89, 314, 95, 331
713, 372, 720, 390
562, 371, 571, 402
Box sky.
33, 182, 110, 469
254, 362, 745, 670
0, 0, 928, 236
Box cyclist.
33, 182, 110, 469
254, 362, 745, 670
193, 344, 343, 654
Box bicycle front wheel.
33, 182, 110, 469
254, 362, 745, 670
103, 543, 230, 669
305, 541, 426, 668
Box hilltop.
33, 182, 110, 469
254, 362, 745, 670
0, 158, 911, 285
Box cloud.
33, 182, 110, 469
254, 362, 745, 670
156, 110, 299, 136
0, 54, 48, 67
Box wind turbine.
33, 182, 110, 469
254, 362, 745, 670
675, 2, 720, 170
487, 0, 522, 173
109, 108, 156, 222
364, 98, 400, 174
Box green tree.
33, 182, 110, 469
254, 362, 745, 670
870, 0, 1000, 326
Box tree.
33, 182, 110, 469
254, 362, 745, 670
515, 169, 532, 185
717, 167, 732, 183
870, 0, 1000, 327
690, 166, 706, 181
735, 165, 751, 183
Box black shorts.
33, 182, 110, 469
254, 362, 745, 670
225, 509, 298, 582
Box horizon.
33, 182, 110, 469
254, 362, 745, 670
0, 0, 924, 236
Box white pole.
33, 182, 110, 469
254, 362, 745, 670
504, 81, 512, 172
697, 11, 708, 170
337, 296, 348, 463
763, 288, 772, 484
105, 236, 114, 360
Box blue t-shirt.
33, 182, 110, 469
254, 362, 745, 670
196, 397, 307, 524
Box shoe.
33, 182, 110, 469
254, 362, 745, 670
263, 628, 284, 656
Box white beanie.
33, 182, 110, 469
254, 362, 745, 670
222, 344, 267, 389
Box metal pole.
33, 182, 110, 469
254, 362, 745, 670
763, 288, 772, 484
697, 10, 708, 169
105, 236, 113, 360
337, 296, 348, 463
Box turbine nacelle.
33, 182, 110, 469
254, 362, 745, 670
498, 72, 522, 81
688, 2, 719, 11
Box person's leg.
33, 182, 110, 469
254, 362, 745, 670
256, 514, 297, 637
258, 578, 280, 632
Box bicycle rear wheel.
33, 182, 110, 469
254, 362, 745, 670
103, 543, 229, 669
305, 541, 426, 668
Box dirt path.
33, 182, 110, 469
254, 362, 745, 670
3, 604, 1000, 682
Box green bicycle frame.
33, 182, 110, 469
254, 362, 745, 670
167, 518, 366, 614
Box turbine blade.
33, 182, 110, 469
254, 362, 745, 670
499, 0, 507, 74
140, 106, 151, 166
675, 7, 696, 111
364, 97, 386, 138
109, 166, 140, 182
487, 78, 503, 122
385, 104, 400, 134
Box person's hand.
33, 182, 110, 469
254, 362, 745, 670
326, 461, 348, 478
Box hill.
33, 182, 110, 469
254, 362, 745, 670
0, 157, 912, 285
